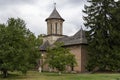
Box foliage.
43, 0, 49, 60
46, 42, 76, 72
0, 18, 41, 77
26, 34, 43, 68
83, 0, 120, 71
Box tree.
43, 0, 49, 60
46, 42, 76, 74
0, 18, 40, 78
83, 0, 120, 71
36, 34, 43, 48
107, 0, 120, 71
26, 34, 43, 69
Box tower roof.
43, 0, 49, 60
45, 4, 64, 21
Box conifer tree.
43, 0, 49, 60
83, 0, 120, 71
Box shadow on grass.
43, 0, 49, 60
40, 72, 62, 76
41, 72, 75, 76
0, 73, 26, 79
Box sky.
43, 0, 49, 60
0, 0, 88, 36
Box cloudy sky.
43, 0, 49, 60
0, 0, 87, 36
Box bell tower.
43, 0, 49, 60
45, 3, 64, 35
43, 3, 65, 44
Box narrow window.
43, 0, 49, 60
50, 23, 52, 34
55, 23, 57, 34
60, 23, 62, 34
60, 23, 62, 27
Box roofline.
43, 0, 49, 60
62, 43, 88, 47
39, 43, 88, 51
43, 34, 66, 37
45, 18, 65, 21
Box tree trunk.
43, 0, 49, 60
71, 64, 74, 71
2, 69, 8, 78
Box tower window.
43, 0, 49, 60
55, 23, 57, 34
60, 23, 62, 27
60, 23, 62, 34
50, 23, 52, 34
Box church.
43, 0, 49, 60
40, 4, 88, 73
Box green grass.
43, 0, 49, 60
0, 71, 120, 80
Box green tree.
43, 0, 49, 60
46, 42, 76, 74
36, 34, 43, 48
83, 0, 120, 71
26, 34, 43, 69
107, 0, 120, 71
0, 18, 40, 78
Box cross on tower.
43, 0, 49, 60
54, 3, 56, 9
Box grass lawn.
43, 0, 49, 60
0, 71, 120, 80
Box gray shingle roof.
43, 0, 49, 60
45, 8, 64, 21
73, 28, 86, 39
39, 40, 50, 51
56, 28, 87, 46
40, 28, 87, 51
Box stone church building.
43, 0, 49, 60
40, 5, 88, 73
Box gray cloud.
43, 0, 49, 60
57, 0, 86, 8
0, 0, 87, 36
69, 0, 87, 4
0, 0, 35, 5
